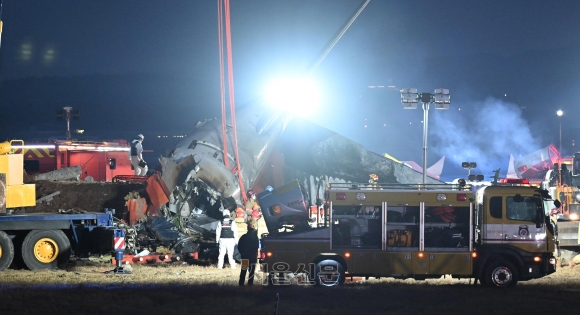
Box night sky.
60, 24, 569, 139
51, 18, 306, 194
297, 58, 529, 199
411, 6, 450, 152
1, 0, 579, 180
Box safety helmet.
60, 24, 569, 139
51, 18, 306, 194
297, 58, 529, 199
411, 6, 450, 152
265, 185, 274, 192
222, 209, 230, 217
137, 134, 144, 140
369, 174, 378, 181
246, 189, 256, 198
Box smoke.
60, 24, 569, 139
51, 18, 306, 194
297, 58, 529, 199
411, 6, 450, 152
430, 97, 542, 179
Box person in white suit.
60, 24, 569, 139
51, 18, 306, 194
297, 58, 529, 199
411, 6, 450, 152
216, 209, 238, 269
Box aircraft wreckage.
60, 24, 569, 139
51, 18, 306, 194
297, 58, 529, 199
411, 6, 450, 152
122, 102, 442, 259
121, 0, 441, 258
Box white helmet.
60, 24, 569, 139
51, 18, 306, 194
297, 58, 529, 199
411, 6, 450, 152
222, 209, 230, 217
137, 134, 144, 140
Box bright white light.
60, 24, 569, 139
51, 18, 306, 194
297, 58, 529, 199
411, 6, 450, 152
265, 78, 320, 116
557, 109, 563, 117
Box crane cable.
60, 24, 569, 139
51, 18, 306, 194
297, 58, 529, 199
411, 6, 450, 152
0, 0, 3, 50
217, 0, 229, 169
218, 0, 246, 203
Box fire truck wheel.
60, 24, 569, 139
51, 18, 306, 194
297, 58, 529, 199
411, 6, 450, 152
483, 259, 518, 287
314, 259, 345, 287
21, 230, 71, 271
0, 231, 15, 271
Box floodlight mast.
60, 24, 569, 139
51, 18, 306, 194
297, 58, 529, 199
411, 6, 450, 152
400, 88, 450, 188
557, 109, 563, 159
462, 161, 477, 177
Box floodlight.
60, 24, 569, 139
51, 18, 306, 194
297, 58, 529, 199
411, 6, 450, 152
265, 78, 320, 116
400, 88, 419, 109
399, 87, 450, 188
401, 94, 419, 103
400, 88, 418, 94
434, 88, 451, 106
462, 162, 477, 170
72, 109, 80, 120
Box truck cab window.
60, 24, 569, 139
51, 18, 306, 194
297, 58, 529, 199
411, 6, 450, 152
489, 196, 502, 219
506, 196, 536, 221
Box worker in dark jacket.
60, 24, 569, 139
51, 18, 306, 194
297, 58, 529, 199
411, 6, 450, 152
238, 219, 260, 286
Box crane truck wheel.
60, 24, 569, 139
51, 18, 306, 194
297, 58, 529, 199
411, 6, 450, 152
313, 259, 346, 287
0, 231, 15, 271
21, 230, 71, 270
483, 259, 519, 287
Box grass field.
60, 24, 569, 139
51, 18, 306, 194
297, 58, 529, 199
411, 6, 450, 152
1, 260, 579, 315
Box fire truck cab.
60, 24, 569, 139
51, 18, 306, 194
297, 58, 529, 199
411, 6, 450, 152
259, 181, 557, 287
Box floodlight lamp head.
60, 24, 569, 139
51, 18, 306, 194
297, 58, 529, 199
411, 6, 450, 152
400, 88, 418, 94
462, 162, 477, 170
433, 89, 451, 106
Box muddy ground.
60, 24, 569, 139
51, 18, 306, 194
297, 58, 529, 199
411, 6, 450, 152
1, 261, 579, 315
22, 180, 144, 217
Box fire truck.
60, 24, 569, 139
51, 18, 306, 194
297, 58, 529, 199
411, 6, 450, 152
0, 140, 125, 271
259, 180, 558, 287
13, 139, 134, 181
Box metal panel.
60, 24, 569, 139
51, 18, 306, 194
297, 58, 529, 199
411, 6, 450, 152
557, 221, 580, 246
382, 201, 386, 251
351, 251, 372, 274
372, 252, 413, 274
6, 184, 36, 208
330, 201, 333, 250
469, 202, 474, 251
0, 173, 5, 214
429, 253, 472, 275
412, 252, 429, 274
0, 220, 70, 230
419, 202, 425, 251
0, 154, 24, 185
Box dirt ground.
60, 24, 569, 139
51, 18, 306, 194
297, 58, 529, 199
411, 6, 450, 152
0, 261, 579, 315
21, 180, 144, 217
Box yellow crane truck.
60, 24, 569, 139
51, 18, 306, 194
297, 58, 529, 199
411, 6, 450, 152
0, 140, 124, 271
258, 180, 558, 287
541, 155, 580, 263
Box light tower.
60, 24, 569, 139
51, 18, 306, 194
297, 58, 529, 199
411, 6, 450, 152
56, 107, 80, 140
557, 109, 563, 159
400, 88, 450, 187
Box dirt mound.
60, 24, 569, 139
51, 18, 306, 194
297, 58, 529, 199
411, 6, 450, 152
25, 180, 144, 215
